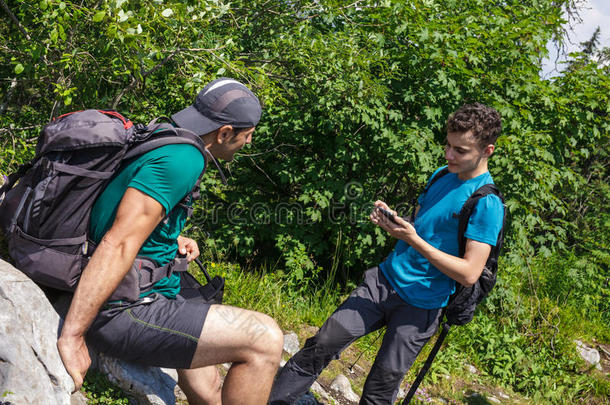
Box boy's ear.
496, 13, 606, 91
483, 144, 495, 157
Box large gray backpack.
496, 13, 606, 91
0, 110, 222, 300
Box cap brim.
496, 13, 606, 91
171, 105, 221, 136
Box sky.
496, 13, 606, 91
541, 0, 610, 77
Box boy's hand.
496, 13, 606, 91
370, 200, 417, 241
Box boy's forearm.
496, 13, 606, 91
403, 233, 487, 286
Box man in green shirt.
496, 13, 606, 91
57, 78, 283, 405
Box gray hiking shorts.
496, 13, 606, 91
85, 292, 210, 369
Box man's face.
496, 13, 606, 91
216, 127, 255, 161
444, 131, 493, 180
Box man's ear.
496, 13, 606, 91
215, 125, 234, 144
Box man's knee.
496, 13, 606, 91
253, 312, 283, 360
205, 305, 283, 362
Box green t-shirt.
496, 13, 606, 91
90, 144, 205, 298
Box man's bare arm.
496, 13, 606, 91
371, 200, 491, 287
57, 187, 165, 391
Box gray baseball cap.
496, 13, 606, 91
172, 77, 262, 136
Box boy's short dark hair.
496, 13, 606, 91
447, 103, 502, 147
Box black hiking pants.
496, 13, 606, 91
268, 267, 442, 405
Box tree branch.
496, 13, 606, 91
0, 78, 17, 116
0, 0, 31, 40
111, 50, 179, 109
236, 143, 299, 158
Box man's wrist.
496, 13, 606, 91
59, 327, 86, 340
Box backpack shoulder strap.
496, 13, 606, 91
408, 167, 451, 222
423, 167, 450, 194
457, 183, 505, 257
124, 124, 207, 160
125, 124, 228, 186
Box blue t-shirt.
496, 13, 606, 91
90, 144, 205, 298
380, 166, 504, 309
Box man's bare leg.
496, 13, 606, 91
188, 304, 283, 405
177, 366, 222, 405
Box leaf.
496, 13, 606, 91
92, 11, 106, 22
14, 63, 24, 74
58, 24, 66, 41
161, 8, 174, 17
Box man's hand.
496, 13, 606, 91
370, 200, 416, 242
57, 334, 91, 392
177, 235, 200, 262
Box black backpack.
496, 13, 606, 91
403, 167, 506, 404
0, 109, 224, 303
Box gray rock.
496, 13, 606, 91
0, 260, 74, 405
497, 390, 510, 399
93, 352, 177, 404
70, 392, 88, 405
283, 332, 300, 356
574, 340, 602, 370
311, 381, 335, 404
0, 259, 181, 405
467, 363, 478, 374
330, 374, 360, 403
488, 395, 501, 404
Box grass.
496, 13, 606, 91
81, 251, 608, 404
191, 260, 349, 330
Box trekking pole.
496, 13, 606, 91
348, 329, 384, 373
402, 323, 451, 404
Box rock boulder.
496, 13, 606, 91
0, 259, 74, 404
0, 259, 179, 404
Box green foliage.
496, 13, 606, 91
1, 0, 607, 276
82, 371, 130, 405
1, 1, 608, 401
190, 259, 347, 328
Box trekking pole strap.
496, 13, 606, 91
194, 257, 213, 283
403, 322, 451, 404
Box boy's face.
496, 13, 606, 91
444, 131, 494, 180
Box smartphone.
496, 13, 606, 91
375, 206, 397, 223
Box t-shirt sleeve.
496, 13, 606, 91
464, 194, 504, 246
128, 145, 205, 214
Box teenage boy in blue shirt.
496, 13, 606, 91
269, 103, 505, 405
